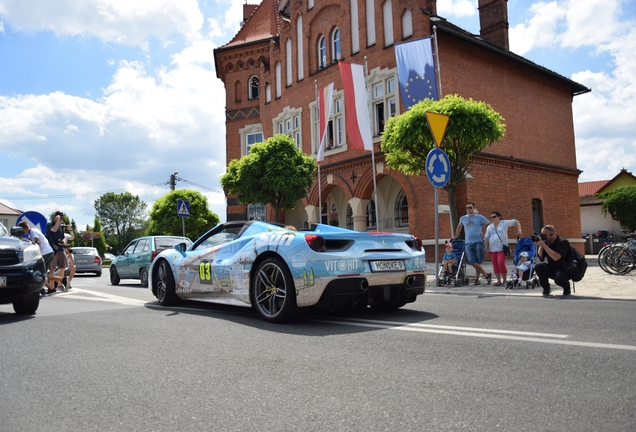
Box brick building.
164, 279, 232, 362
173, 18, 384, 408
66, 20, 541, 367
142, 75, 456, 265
213, 0, 589, 256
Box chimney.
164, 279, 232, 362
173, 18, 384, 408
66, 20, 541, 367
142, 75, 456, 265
478, 0, 509, 51
425, 0, 437, 15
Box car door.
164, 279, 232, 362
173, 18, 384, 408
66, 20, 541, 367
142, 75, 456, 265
116, 240, 137, 278
129, 238, 150, 278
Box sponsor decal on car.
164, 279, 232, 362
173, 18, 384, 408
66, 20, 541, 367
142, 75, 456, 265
324, 259, 359, 272
254, 233, 295, 248
291, 253, 307, 268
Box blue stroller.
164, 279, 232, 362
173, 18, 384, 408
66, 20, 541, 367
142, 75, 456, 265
438, 239, 469, 287
505, 237, 539, 289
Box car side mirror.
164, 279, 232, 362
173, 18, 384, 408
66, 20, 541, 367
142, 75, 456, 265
174, 242, 187, 255
11, 226, 25, 238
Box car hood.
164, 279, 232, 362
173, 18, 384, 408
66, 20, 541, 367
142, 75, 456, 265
0, 235, 30, 251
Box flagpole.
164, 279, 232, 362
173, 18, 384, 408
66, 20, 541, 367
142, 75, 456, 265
364, 56, 380, 232
433, 26, 443, 100
315, 80, 322, 224
433, 27, 444, 286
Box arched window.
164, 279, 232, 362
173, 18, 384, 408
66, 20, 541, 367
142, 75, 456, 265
532, 199, 544, 234
367, 200, 377, 230
332, 28, 341, 61
318, 36, 327, 69
249, 76, 259, 99
394, 189, 409, 227
402, 10, 413, 38
286, 39, 292, 86
346, 204, 353, 230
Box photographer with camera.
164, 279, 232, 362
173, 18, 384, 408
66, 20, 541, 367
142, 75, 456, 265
533, 225, 571, 296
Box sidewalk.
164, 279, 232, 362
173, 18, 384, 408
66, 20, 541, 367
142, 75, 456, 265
426, 255, 636, 300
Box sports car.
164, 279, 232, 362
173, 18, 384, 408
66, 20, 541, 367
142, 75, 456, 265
148, 221, 426, 322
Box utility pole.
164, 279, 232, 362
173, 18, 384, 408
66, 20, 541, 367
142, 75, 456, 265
170, 171, 178, 191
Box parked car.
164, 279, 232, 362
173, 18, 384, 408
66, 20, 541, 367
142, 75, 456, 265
103, 253, 116, 261
110, 236, 192, 287
70, 247, 102, 276
0, 223, 46, 314
148, 221, 426, 322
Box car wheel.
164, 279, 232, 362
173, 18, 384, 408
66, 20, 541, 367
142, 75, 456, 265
13, 293, 40, 315
110, 266, 120, 285
156, 260, 180, 306
251, 257, 297, 323
140, 267, 149, 287
96, 271, 102, 277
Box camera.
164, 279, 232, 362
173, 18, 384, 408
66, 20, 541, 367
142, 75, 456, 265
531, 233, 547, 242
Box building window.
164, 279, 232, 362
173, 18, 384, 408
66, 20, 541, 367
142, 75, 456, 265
273, 107, 303, 149
367, 200, 377, 230
249, 76, 259, 99
239, 123, 264, 156
266, 83, 271, 103
276, 62, 282, 98
346, 205, 354, 230
394, 189, 408, 227
383, 0, 393, 47
247, 204, 266, 221
286, 39, 292, 86
350, 0, 360, 53
311, 91, 344, 156
332, 28, 341, 61
402, 10, 413, 38
366, 0, 376, 46
318, 36, 327, 69
369, 70, 397, 136
297, 16, 304, 80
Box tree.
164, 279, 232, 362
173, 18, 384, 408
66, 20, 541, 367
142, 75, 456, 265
220, 134, 317, 222
381, 94, 506, 230
94, 192, 147, 251
92, 217, 108, 256
598, 185, 636, 231
148, 189, 220, 239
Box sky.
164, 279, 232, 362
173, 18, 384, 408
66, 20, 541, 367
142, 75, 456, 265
1, 0, 635, 230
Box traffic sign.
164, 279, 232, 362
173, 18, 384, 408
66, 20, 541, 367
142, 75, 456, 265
16, 211, 48, 234
177, 200, 190, 217
425, 148, 451, 188
425, 111, 449, 148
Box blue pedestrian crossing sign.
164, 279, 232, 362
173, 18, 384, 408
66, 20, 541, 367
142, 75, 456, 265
425, 148, 451, 188
177, 200, 190, 217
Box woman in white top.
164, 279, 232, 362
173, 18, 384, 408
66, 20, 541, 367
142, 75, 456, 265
484, 211, 522, 286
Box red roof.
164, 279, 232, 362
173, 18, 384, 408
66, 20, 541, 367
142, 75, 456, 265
579, 180, 609, 197
221, 0, 279, 49
0, 201, 21, 215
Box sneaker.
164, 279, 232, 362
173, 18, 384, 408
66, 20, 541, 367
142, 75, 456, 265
474, 279, 481, 285
40, 289, 48, 297
486, 273, 492, 285
59, 285, 67, 292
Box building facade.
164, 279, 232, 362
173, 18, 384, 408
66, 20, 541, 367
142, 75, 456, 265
213, 0, 589, 256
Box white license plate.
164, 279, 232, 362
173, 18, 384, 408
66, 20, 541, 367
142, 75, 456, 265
0, 276, 6, 288
370, 260, 405, 272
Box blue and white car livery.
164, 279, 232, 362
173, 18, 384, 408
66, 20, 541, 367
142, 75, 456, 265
148, 221, 426, 322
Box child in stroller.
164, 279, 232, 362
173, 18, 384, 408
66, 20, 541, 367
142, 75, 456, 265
505, 237, 539, 289
442, 242, 457, 280
438, 239, 469, 287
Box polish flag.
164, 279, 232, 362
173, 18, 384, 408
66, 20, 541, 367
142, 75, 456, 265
338, 62, 373, 152
317, 82, 334, 163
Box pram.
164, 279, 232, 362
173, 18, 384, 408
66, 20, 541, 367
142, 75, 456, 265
437, 239, 469, 287
505, 237, 539, 289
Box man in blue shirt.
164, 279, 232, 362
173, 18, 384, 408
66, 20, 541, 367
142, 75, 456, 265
452, 202, 492, 285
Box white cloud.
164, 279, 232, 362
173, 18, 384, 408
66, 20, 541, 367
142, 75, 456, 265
0, 0, 204, 46
437, 0, 477, 18
509, 2, 566, 56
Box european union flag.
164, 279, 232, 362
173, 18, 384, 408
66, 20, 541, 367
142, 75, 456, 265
395, 37, 438, 110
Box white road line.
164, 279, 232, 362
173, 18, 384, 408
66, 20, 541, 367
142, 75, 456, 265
53, 288, 147, 306
312, 318, 636, 351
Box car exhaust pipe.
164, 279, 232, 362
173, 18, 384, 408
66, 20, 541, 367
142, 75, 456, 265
405, 276, 415, 287
359, 279, 369, 291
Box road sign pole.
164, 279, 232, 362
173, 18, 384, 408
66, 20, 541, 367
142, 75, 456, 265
182, 217, 185, 238
435, 188, 439, 287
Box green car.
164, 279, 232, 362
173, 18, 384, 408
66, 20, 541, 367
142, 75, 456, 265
109, 236, 192, 287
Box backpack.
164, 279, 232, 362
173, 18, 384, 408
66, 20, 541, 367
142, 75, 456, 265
562, 245, 587, 282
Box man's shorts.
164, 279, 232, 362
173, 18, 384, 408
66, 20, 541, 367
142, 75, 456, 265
464, 241, 484, 265
51, 251, 67, 271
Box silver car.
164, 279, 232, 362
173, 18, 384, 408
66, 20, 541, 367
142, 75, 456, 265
71, 247, 103, 276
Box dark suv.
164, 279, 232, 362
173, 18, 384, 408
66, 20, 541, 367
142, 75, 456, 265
0, 223, 46, 314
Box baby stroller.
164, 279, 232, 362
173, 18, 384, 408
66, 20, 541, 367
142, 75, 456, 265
438, 239, 469, 287
505, 237, 539, 289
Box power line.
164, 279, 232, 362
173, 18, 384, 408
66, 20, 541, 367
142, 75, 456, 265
0, 183, 167, 201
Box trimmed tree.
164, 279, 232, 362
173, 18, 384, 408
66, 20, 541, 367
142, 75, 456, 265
220, 134, 317, 223
597, 185, 636, 231
381, 94, 506, 229
148, 189, 220, 239
94, 192, 147, 251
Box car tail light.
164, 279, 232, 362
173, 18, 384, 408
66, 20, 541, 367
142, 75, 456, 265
304, 234, 325, 252
413, 237, 422, 251
151, 250, 162, 261
93, 256, 101, 264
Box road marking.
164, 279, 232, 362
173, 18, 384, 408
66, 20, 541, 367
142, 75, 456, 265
311, 317, 636, 352
53, 288, 148, 306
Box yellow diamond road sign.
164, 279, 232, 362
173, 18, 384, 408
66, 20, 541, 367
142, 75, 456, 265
425, 111, 450, 148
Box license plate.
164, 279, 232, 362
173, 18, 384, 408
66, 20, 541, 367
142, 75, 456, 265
370, 260, 405, 272
0, 276, 6, 288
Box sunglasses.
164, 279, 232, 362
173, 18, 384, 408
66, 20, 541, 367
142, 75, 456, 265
490, 215, 498, 219
466, 206, 473, 210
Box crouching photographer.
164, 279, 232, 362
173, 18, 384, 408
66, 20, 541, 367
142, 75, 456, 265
533, 225, 571, 296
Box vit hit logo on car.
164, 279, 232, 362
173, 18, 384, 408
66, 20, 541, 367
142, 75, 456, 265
324, 260, 359, 271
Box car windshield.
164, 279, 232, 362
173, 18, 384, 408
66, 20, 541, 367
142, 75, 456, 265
155, 237, 192, 250
0, 223, 7, 236
73, 248, 97, 255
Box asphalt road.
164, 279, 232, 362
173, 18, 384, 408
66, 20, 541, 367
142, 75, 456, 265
1, 273, 635, 431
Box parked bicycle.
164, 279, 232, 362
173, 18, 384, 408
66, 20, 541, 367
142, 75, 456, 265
597, 231, 636, 275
